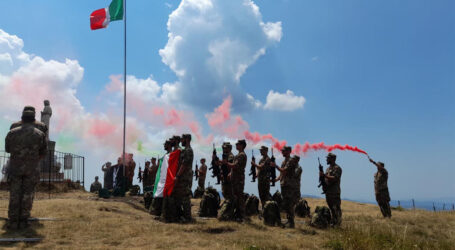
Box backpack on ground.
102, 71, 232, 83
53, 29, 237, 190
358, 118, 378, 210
245, 194, 260, 216
310, 206, 331, 229
198, 187, 221, 217
263, 200, 281, 227
295, 198, 311, 218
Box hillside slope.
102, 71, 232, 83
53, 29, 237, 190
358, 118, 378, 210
0, 191, 454, 249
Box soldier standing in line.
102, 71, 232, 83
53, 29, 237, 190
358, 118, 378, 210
5, 107, 48, 229
225, 139, 248, 222
101, 162, 113, 189
251, 146, 272, 210
294, 156, 302, 201
369, 157, 392, 218
273, 146, 298, 228
197, 158, 207, 190
149, 157, 158, 191
320, 153, 343, 226
90, 176, 102, 193
173, 134, 194, 223
142, 161, 151, 191
10, 106, 48, 134
218, 142, 235, 221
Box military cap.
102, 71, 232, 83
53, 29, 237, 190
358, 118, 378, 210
327, 152, 337, 159
23, 106, 36, 112
281, 146, 292, 152
260, 146, 269, 151
222, 142, 232, 149
236, 139, 247, 147
22, 110, 35, 118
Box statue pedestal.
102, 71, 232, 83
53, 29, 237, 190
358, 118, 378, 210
40, 141, 62, 181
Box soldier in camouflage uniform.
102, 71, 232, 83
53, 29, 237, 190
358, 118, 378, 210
369, 157, 391, 218
218, 142, 235, 221
197, 158, 207, 190
173, 134, 194, 223
90, 176, 102, 193
320, 153, 342, 226
274, 147, 299, 228
10, 106, 48, 135
224, 139, 248, 221
149, 157, 158, 191
251, 146, 272, 209
5, 107, 48, 229
294, 156, 302, 200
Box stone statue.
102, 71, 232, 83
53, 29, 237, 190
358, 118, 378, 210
41, 100, 52, 140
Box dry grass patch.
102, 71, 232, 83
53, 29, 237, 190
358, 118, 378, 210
0, 192, 453, 249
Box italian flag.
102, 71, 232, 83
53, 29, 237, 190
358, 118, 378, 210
90, 0, 124, 30
153, 150, 181, 198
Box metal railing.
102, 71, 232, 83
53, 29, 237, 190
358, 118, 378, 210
0, 150, 84, 187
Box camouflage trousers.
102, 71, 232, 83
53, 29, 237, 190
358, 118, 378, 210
232, 179, 246, 219
325, 193, 342, 226
172, 172, 193, 221
198, 177, 206, 190
258, 177, 271, 209
8, 174, 39, 222
376, 192, 392, 218
221, 181, 233, 201
281, 185, 299, 222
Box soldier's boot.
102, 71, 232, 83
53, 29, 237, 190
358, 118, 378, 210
19, 220, 31, 229
285, 215, 295, 228
5, 220, 19, 230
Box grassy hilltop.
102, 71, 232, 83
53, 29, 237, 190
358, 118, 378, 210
0, 190, 454, 250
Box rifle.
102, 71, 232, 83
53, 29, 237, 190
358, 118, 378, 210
318, 157, 327, 194
209, 143, 221, 184
137, 166, 143, 183
269, 148, 276, 186
194, 162, 199, 181
249, 150, 257, 182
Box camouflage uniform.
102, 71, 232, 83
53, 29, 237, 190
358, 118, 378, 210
324, 164, 342, 226
149, 163, 159, 191
257, 155, 271, 209
5, 122, 47, 227
221, 152, 235, 200
231, 151, 247, 219
375, 168, 391, 218
280, 157, 300, 227
173, 145, 194, 221
90, 180, 102, 193
10, 120, 48, 135
198, 163, 207, 189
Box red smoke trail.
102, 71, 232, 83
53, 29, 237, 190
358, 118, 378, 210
292, 142, 368, 155
244, 131, 287, 151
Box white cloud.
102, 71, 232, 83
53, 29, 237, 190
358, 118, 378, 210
311, 56, 319, 62
159, 0, 282, 111
264, 90, 306, 111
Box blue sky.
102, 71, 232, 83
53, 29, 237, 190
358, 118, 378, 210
0, 0, 454, 201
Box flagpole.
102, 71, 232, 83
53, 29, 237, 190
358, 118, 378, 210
122, 0, 127, 177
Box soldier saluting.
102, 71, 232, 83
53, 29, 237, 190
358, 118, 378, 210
369, 156, 391, 218
5, 106, 48, 229
320, 153, 342, 226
